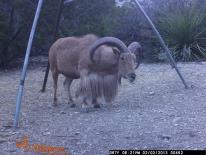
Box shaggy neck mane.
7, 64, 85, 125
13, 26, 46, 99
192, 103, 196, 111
79, 73, 119, 102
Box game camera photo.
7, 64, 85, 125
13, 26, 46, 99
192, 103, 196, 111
0, 0, 206, 155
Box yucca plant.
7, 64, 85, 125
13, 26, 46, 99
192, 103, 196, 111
158, 7, 206, 61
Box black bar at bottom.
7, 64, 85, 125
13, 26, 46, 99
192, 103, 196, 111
109, 150, 205, 155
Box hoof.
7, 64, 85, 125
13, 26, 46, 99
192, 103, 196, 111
81, 107, 89, 113
70, 104, 76, 108
80, 104, 90, 113
93, 104, 101, 108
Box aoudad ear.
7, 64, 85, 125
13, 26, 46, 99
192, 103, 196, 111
112, 47, 120, 56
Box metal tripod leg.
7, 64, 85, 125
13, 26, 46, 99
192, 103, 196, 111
134, 0, 189, 89
41, 0, 64, 92
14, 0, 44, 128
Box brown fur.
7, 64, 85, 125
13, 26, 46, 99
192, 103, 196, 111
49, 34, 141, 107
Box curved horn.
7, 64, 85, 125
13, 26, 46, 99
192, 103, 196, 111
128, 42, 143, 69
89, 37, 129, 63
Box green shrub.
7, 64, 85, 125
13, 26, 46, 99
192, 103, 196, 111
158, 7, 206, 61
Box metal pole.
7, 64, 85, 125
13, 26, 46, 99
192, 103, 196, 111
134, 0, 189, 89
13, 0, 44, 128
41, 0, 64, 92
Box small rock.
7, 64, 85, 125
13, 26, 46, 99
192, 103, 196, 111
127, 115, 132, 119
61, 111, 66, 114
0, 138, 7, 143
127, 119, 133, 122
149, 91, 155, 95
3, 124, 12, 129
125, 136, 130, 139
0, 132, 16, 138
0, 129, 5, 132
159, 135, 171, 141
74, 132, 80, 135
43, 131, 51, 136
8, 149, 16, 153
190, 85, 195, 89
43, 129, 51, 136
29, 120, 35, 124
8, 131, 17, 136
173, 117, 181, 123
188, 131, 197, 137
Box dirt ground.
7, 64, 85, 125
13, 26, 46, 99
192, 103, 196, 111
0, 62, 206, 155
